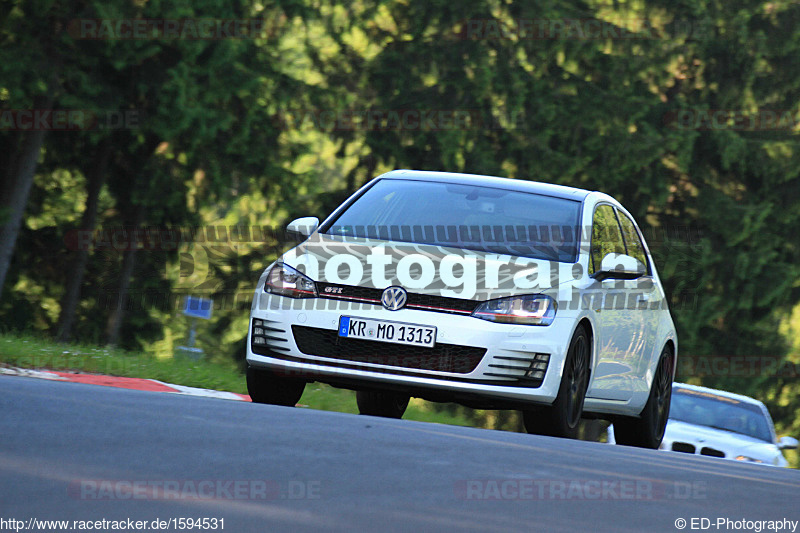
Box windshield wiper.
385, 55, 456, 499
707, 425, 740, 434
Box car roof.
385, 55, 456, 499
672, 382, 766, 408
378, 169, 592, 201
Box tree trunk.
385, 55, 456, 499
55, 140, 111, 342
0, 94, 54, 301
103, 203, 145, 346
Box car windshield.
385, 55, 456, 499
669, 388, 774, 443
323, 178, 582, 262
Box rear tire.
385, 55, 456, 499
246, 366, 305, 406
522, 324, 590, 439
356, 390, 410, 419
613, 345, 674, 449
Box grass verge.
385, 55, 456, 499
0, 331, 473, 427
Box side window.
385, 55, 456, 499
590, 205, 625, 274
617, 211, 650, 274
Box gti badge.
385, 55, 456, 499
381, 286, 407, 311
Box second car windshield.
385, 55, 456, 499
669, 388, 773, 443
323, 178, 582, 262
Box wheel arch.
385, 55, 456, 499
663, 338, 677, 380
577, 316, 594, 384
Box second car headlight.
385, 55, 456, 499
264, 263, 317, 299
734, 455, 764, 464
471, 294, 556, 326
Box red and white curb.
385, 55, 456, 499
0, 366, 251, 402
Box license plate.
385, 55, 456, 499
338, 316, 436, 348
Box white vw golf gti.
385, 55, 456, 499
246, 170, 677, 448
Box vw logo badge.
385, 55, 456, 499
381, 286, 407, 311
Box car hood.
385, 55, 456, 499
279, 233, 583, 301
663, 420, 785, 466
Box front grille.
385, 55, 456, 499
316, 282, 479, 315
672, 442, 696, 454
700, 447, 725, 458
291, 325, 486, 374
406, 292, 479, 314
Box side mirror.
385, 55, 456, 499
778, 436, 798, 450
593, 253, 646, 281
286, 216, 319, 238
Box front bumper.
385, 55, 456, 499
245, 292, 573, 406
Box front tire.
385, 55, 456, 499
246, 366, 305, 406
613, 345, 674, 449
356, 390, 410, 419
523, 324, 590, 439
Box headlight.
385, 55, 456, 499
264, 263, 317, 299
734, 455, 763, 463
471, 295, 556, 326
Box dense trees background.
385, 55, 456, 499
2, 0, 800, 449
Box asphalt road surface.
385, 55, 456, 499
2, 375, 798, 532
